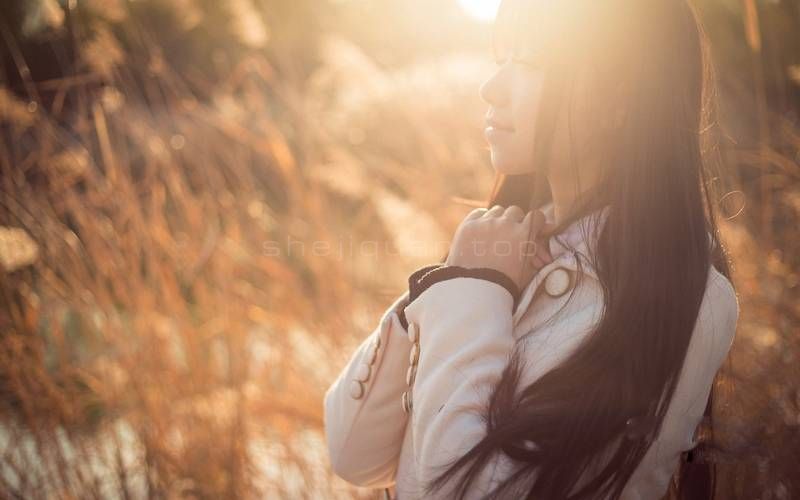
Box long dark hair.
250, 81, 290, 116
423, 0, 735, 498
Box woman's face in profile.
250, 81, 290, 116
479, 48, 546, 175
479, 1, 603, 179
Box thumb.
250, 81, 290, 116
540, 221, 557, 236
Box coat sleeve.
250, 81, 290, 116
619, 271, 739, 499
400, 270, 738, 500
323, 291, 414, 488
401, 276, 518, 499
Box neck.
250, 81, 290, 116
546, 157, 603, 226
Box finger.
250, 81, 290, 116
522, 210, 545, 232
535, 209, 546, 228
540, 221, 557, 237
464, 207, 487, 222
536, 220, 556, 239
536, 237, 553, 262
503, 205, 525, 222
530, 244, 552, 269
521, 210, 533, 228
484, 204, 505, 218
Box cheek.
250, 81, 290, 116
506, 79, 544, 166
513, 82, 543, 133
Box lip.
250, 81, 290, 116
485, 117, 515, 132
484, 126, 513, 142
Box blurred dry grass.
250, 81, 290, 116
0, 0, 798, 498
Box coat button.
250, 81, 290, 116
407, 322, 418, 343
401, 391, 412, 414
409, 342, 420, 366
349, 380, 364, 399
355, 362, 371, 382
406, 365, 416, 386
544, 267, 572, 298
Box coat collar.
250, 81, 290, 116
511, 201, 610, 325
540, 200, 610, 270
513, 202, 716, 326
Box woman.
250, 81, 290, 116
323, 0, 739, 498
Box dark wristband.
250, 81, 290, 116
416, 265, 521, 313
409, 264, 446, 302
397, 264, 444, 330
397, 264, 521, 330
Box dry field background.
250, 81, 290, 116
0, 0, 798, 498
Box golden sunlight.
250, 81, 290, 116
458, 0, 502, 22
1, 0, 798, 498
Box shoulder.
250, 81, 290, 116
690, 265, 739, 368
620, 267, 739, 498
700, 266, 739, 336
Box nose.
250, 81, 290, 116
479, 62, 510, 107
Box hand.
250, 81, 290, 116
445, 205, 554, 291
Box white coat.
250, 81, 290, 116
323, 201, 739, 499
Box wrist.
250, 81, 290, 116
397, 263, 445, 330
411, 264, 521, 314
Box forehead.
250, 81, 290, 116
493, 0, 616, 59
493, 0, 570, 55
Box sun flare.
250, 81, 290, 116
458, 0, 502, 22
